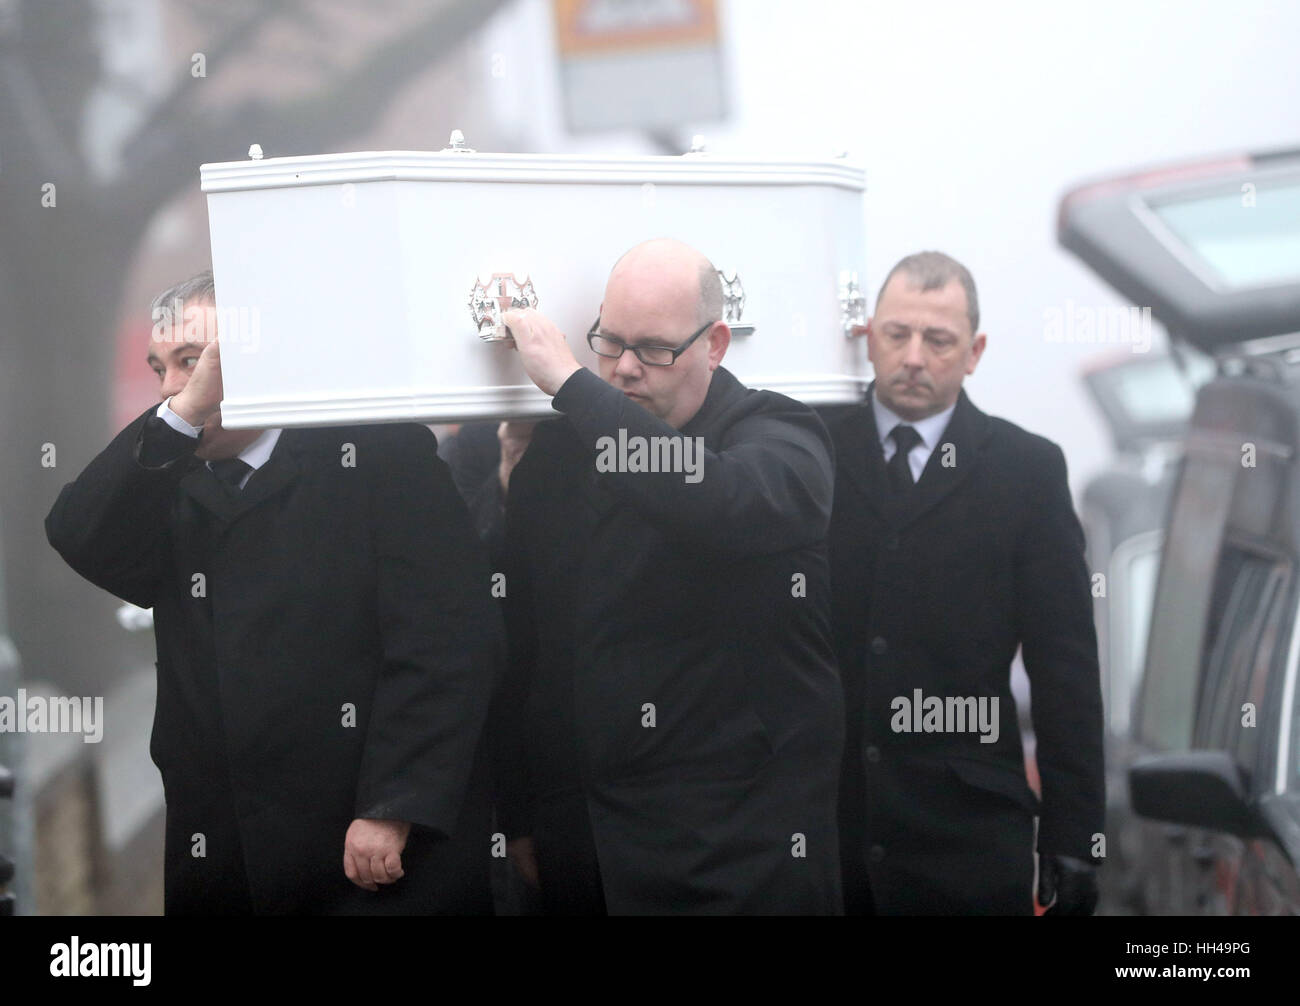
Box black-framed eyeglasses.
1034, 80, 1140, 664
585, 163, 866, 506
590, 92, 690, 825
586, 318, 714, 367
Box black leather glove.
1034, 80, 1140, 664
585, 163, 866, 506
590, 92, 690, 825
1038, 853, 1099, 915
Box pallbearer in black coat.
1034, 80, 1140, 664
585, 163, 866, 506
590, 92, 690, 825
828, 252, 1105, 915
46, 272, 503, 914
494, 239, 845, 914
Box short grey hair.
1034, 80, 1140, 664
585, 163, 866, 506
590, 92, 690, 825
876, 251, 979, 335
151, 269, 215, 317
697, 261, 723, 328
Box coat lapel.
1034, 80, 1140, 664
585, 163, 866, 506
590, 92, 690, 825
179, 431, 302, 524
894, 388, 992, 529
178, 464, 238, 522
838, 384, 993, 528
837, 384, 895, 520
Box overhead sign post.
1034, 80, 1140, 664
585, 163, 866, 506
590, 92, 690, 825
552, 0, 728, 134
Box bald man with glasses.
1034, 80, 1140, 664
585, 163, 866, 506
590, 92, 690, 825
489, 238, 845, 915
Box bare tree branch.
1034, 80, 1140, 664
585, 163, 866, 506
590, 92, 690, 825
112, 0, 296, 187
0, 55, 84, 183
0, 0, 98, 190
111, 0, 514, 220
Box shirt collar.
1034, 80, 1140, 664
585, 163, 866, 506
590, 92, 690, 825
236, 428, 282, 471
870, 388, 957, 450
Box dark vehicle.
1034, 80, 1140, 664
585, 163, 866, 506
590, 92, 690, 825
1060, 147, 1300, 914
1078, 348, 1212, 912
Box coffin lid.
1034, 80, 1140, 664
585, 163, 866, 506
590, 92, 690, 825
200, 149, 866, 193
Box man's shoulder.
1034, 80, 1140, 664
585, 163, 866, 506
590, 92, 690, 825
289, 421, 436, 457
278, 423, 447, 489
708, 372, 832, 443
819, 402, 869, 441
981, 412, 1066, 470
734, 385, 820, 418
955, 407, 1072, 505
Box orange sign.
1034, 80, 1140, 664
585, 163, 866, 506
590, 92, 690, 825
553, 0, 719, 56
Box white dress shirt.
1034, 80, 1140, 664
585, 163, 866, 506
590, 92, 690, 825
871, 390, 957, 485
157, 397, 282, 490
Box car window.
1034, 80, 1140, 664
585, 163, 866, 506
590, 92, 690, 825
1106, 531, 1162, 736
1138, 452, 1237, 751
1194, 546, 1291, 781
1150, 181, 1300, 291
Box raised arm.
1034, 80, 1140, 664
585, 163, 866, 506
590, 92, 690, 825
552, 368, 833, 555
45, 405, 198, 609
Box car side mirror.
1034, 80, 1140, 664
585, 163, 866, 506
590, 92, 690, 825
1129, 750, 1261, 836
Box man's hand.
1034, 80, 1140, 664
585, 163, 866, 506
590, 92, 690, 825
507, 836, 541, 890
502, 308, 582, 396
343, 817, 411, 891
169, 339, 224, 428
1038, 853, 1099, 915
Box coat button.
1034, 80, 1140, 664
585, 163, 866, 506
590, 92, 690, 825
865, 745, 881, 763
868, 844, 885, 863
870, 636, 887, 655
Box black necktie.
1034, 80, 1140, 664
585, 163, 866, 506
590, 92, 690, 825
210, 457, 253, 493
886, 425, 922, 492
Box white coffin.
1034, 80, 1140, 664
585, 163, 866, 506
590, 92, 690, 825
201, 143, 869, 428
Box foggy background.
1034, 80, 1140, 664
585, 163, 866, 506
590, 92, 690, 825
0, 0, 1295, 913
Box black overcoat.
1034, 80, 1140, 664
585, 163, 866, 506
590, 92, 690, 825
496, 367, 845, 915
827, 386, 1104, 915
46, 409, 503, 914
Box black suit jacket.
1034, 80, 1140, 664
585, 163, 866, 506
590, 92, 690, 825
495, 366, 845, 914
46, 408, 504, 914
827, 385, 1104, 914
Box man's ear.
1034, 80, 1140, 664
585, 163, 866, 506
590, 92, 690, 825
707, 322, 731, 370
967, 331, 988, 374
